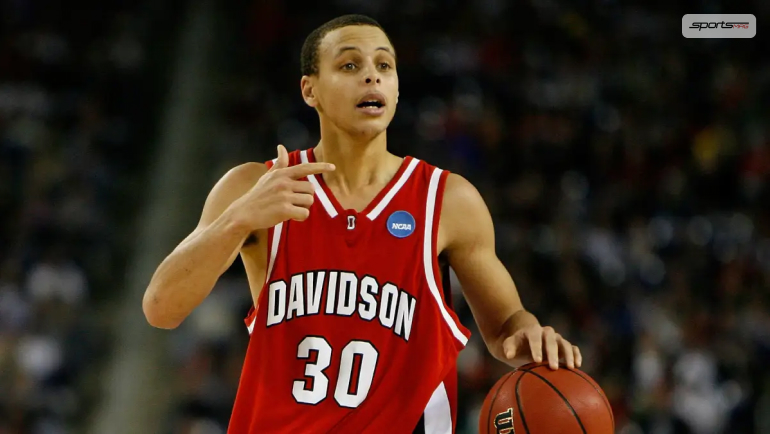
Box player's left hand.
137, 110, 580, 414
502, 325, 582, 370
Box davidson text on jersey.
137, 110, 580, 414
266, 271, 417, 341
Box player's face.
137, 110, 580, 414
303, 26, 398, 139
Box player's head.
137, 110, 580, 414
300, 14, 398, 140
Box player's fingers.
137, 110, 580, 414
527, 327, 543, 364
502, 333, 522, 360
288, 205, 311, 222
290, 180, 315, 195
282, 162, 336, 179
559, 337, 575, 370
573, 345, 582, 368
543, 327, 559, 370
290, 192, 314, 208
271, 144, 289, 170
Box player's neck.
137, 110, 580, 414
313, 131, 398, 193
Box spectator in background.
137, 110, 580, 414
0, 1, 162, 431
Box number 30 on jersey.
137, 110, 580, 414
293, 336, 379, 408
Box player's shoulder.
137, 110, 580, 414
407, 156, 489, 222
442, 173, 487, 214
406, 158, 480, 204
219, 161, 269, 189
438, 172, 493, 247
203, 162, 268, 212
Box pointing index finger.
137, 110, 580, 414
281, 162, 336, 179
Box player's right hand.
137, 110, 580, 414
231, 144, 335, 229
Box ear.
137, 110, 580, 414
301, 76, 317, 108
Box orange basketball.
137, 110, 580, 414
479, 362, 614, 434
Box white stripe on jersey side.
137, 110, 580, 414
424, 168, 469, 346
423, 381, 452, 434
247, 222, 283, 335
365, 157, 420, 220
300, 150, 338, 218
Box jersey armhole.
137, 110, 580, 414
244, 226, 272, 334
424, 168, 471, 347
243, 156, 283, 333
244, 214, 285, 334
431, 170, 450, 293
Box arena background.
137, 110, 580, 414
1, 1, 768, 433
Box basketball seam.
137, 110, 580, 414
567, 369, 615, 428
514, 372, 531, 434
526, 368, 588, 434
487, 371, 515, 434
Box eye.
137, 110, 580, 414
341, 63, 357, 71
379, 62, 392, 70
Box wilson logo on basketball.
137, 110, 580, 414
494, 408, 515, 433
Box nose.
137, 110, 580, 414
363, 63, 381, 84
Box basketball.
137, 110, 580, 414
479, 362, 614, 434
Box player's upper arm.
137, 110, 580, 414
179, 162, 268, 269
440, 173, 525, 350
195, 162, 268, 230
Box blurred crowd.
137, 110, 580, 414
0, 1, 159, 432
167, 1, 770, 434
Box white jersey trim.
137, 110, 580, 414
365, 157, 420, 221
247, 221, 283, 335
246, 316, 256, 335
423, 381, 452, 434
424, 168, 469, 346
300, 150, 338, 218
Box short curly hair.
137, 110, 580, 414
300, 14, 393, 76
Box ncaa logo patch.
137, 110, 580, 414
386, 211, 415, 238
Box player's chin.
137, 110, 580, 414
354, 122, 389, 137
348, 114, 392, 136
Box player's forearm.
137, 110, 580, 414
142, 209, 250, 329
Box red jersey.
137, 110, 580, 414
229, 148, 471, 433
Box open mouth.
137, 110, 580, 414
356, 100, 384, 109
356, 92, 386, 111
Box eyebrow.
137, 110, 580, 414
335, 46, 396, 59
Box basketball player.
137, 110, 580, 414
143, 14, 581, 433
